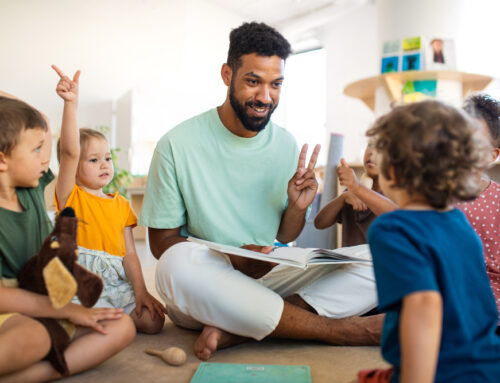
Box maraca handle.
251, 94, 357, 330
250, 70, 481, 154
145, 348, 163, 357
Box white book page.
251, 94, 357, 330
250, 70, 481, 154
187, 237, 307, 268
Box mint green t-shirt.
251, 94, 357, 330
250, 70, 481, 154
0, 170, 54, 278
139, 108, 299, 247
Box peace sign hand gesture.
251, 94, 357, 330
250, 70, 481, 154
287, 144, 321, 211
51, 64, 80, 103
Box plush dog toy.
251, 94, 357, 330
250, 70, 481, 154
17, 207, 103, 376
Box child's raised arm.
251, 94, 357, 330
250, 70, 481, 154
52, 65, 81, 209
337, 158, 397, 215
314, 194, 345, 229
399, 291, 442, 383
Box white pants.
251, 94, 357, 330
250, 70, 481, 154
155, 242, 377, 340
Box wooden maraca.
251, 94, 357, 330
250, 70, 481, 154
144, 347, 187, 366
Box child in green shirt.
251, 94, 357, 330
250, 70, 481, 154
0, 87, 135, 381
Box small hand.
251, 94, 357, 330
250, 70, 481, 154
344, 191, 368, 211
287, 144, 321, 210
337, 158, 360, 192
66, 304, 123, 335
51, 65, 80, 103
134, 290, 167, 321
227, 244, 277, 279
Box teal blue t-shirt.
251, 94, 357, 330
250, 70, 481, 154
139, 108, 299, 247
368, 209, 500, 382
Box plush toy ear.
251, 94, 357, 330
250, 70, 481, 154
43, 257, 77, 309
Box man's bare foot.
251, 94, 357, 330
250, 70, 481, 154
193, 326, 249, 360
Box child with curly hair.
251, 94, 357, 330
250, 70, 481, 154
357, 100, 500, 383
457, 93, 500, 330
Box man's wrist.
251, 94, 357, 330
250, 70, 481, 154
286, 201, 308, 216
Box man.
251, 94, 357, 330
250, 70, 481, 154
140, 22, 382, 360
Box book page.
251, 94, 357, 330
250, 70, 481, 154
311, 244, 372, 263
187, 237, 308, 268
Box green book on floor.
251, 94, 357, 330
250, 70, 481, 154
190, 362, 312, 383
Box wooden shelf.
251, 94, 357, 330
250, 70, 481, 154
344, 71, 493, 111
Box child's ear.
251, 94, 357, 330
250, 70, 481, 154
492, 147, 500, 163
386, 165, 397, 186
0, 152, 7, 172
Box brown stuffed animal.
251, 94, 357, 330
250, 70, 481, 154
17, 207, 103, 376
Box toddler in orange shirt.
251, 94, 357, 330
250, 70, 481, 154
52, 65, 166, 334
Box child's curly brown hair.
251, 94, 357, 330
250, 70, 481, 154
367, 100, 491, 209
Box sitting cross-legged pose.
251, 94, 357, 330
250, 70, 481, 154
140, 22, 383, 361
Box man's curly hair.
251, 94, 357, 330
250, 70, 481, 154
367, 100, 491, 209
463, 93, 500, 148
227, 22, 292, 71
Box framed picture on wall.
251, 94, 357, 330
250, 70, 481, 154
381, 56, 399, 73
425, 38, 456, 70
402, 53, 422, 71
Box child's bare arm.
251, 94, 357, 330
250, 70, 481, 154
52, 65, 81, 209
337, 159, 397, 215
400, 291, 442, 383
122, 226, 167, 320
0, 282, 122, 334
314, 194, 347, 229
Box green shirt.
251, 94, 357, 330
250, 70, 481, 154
0, 170, 54, 278
139, 108, 299, 247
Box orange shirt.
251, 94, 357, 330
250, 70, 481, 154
56, 185, 137, 257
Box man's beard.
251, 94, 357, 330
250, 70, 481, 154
229, 82, 277, 133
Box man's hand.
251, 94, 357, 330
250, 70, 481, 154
227, 244, 277, 279
52, 65, 80, 103
337, 158, 360, 192
287, 144, 321, 210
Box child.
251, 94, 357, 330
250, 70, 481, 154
358, 100, 500, 383
52, 66, 166, 334
314, 142, 396, 246
457, 93, 500, 330
0, 92, 135, 381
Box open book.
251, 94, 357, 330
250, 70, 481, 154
187, 237, 372, 269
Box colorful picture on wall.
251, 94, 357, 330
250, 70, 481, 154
382, 39, 400, 55
381, 56, 399, 73
402, 53, 421, 71
403, 36, 421, 51
402, 80, 437, 103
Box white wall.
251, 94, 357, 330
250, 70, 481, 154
0, 0, 243, 169
320, 1, 378, 164
315, 0, 500, 164
3, 0, 500, 170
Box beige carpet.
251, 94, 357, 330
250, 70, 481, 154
59, 242, 389, 383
